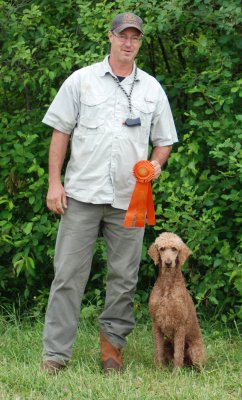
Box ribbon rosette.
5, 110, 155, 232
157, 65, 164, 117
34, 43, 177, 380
123, 160, 156, 228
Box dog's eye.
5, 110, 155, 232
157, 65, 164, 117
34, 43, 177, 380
171, 247, 177, 252
159, 247, 165, 251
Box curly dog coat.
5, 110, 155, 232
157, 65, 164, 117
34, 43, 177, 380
148, 232, 206, 371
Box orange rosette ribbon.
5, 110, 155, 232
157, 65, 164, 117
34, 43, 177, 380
123, 160, 156, 228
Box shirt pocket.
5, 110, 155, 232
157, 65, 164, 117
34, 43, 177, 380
130, 97, 156, 144
74, 120, 104, 157
74, 118, 105, 152
133, 97, 156, 127
78, 118, 104, 136
79, 94, 108, 127
77, 94, 108, 137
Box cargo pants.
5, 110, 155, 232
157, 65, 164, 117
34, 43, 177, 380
43, 198, 144, 365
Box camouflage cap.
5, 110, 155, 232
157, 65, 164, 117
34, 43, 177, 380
110, 12, 144, 34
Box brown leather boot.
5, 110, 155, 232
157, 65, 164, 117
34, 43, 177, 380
42, 360, 66, 375
100, 333, 122, 373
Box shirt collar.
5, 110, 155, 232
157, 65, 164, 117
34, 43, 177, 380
98, 55, 140, 82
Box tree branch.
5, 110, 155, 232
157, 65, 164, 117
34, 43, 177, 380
157, 36, 171, 74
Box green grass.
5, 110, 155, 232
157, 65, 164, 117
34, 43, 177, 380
0, 314, 241, 400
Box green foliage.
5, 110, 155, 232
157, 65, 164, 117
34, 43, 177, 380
0, 0, 241, 321
143, 0, 242, 321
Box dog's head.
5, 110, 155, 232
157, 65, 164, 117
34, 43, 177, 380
148, 232, 191, 270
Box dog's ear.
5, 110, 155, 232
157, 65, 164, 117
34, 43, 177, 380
177, 241, 191, 267
148, 243, 160, 265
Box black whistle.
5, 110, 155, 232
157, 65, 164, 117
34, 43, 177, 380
124, 117, 141, 127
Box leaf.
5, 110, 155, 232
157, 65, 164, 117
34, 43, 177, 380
23, 223, 33, 235
209, 296, 219, 305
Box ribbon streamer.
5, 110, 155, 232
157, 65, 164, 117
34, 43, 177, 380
123, 160, 156, 228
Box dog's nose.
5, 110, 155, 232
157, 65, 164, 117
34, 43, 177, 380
165, 260, 172, 268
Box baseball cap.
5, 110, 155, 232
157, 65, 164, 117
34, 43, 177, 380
110, 12, 144, 34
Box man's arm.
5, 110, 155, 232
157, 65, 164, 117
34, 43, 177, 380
46, 129, 70, 215
150, 145, 172, 179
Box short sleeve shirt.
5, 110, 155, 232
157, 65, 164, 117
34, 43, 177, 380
42, 56, 178, 210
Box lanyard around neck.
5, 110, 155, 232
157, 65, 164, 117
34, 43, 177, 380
111, 67, 137, 117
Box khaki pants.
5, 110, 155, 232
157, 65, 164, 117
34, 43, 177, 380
43, 198, 144, 365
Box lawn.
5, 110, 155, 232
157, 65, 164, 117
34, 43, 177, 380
0, 314, 241, 400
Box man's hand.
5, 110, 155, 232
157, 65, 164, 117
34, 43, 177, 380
150, 145, 172, 179
150, 160, 161, 179
47, 182, 67, 215
46, 129, 70, 214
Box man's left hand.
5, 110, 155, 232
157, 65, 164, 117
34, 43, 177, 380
150, 160, 161, 179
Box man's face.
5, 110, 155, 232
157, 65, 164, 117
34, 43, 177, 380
108, 27, 142, 65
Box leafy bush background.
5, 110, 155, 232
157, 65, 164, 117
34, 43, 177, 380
0, 0, 241, 322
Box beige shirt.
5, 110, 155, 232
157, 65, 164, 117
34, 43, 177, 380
42, 56, 178, 210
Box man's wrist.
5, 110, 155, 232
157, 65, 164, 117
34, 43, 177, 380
150, 159, 161, 167
48, 178, 62, 186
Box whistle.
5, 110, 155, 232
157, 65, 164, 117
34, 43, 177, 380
124, 117, 141, 127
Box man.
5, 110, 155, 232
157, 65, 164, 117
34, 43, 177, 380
42, 12, 178, 374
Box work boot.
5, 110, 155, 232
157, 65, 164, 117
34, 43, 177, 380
100, 332, 122, 373
42, 360, 66, 375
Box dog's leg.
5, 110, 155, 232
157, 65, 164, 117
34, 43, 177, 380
152, 324, 166, 367
173, 327, 185, 371
187, 339, 206, 369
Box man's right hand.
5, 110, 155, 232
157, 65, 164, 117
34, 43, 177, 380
46, 182, 67, 215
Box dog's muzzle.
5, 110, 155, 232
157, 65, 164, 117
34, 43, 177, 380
165, 260, 172, 268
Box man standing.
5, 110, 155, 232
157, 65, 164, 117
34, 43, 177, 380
42, 12, 178, 374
